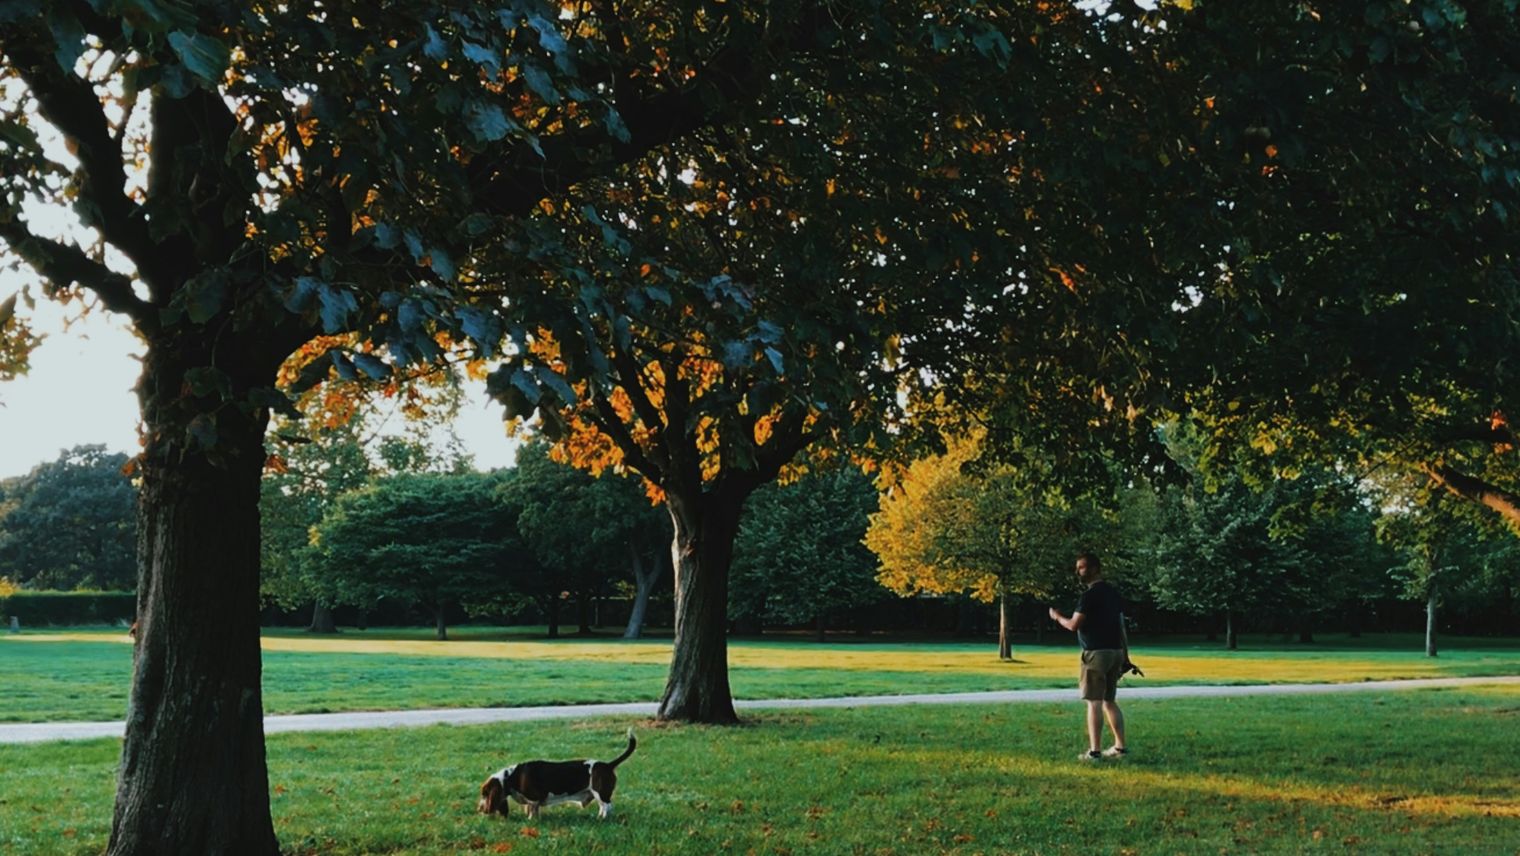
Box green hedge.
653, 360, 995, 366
0, 591, 136, 627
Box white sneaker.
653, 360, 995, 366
1078, 750, 1102, 762
1102, 746, 1129, 758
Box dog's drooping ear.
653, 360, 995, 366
477, 777, 506, 816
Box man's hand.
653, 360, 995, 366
1048, 607, 1063, 623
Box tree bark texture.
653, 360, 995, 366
109, 347, 279, 856
997, 590, 1013, 662
622, 546, 662, 640
307, 602, 337, 634
657, 492, 741, 723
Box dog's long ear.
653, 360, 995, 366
477, 778, 505, 816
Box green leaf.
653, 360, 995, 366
316, 284, 358, 333
509, 367, 543, 405
184, 269, 228, 323
464, 99, 512, 142
422, 24, 448, 61
522, 65, 561, 105
428, 247, 456, 281
285, 276, 321, 313
603, 107, 631, 143
167, 31, 231, 84
533, 365, 576, 404
462, 40, 499, 75
47, 9, 86, 73
764, 346, 785, 374
352, 353, 391, 380
331, 351, 359, 381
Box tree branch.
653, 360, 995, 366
1, 33, 159, 282
0, 218, 154, 328
1423, 463, 1520, 529
589, 388, 665, 484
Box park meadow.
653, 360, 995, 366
4, 628, 1520, 854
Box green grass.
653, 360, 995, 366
3, 628, 1519, 723
3, 686, 1518, 854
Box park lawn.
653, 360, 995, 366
3, 686, 1519, 855
2, 628, 1518, 723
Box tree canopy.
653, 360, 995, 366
0, 444, 136, 590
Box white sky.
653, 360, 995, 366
0, 287, 521, 479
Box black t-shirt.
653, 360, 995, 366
1075, 580, 1125, 651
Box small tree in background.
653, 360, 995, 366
311, 472, 512, 640
506, 441, 669, 637
729, 468, 884, 640
0, 445, 136, 590
867, 438, 1127, 659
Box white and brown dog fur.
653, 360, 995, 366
477, 729, 636, 820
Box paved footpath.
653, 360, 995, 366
3, 675, 1516, 745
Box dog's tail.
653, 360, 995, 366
608, 728, 637, 768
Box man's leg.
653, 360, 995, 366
1085, 700, 1104, 753
1102, 701, 1126, 750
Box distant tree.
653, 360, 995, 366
1147, 473, 1318, 650
259, 424, 372, 632
310, 472, 513, 640
729, 468, 883, 640
0, 445, 136, 590
1375, 481, 1520, 657
867, 438, 1130, 658
507, 441, 668, 637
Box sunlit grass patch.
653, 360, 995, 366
3, 686, 1518, 855
3, 628, 1517, 723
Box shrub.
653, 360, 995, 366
0, 590, 136, 627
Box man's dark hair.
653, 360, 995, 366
1076, 550, 1102, 572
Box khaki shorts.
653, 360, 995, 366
1079, 649, 1125, 702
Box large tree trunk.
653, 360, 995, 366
657, 491, 742, 723
997, 589, 1013, 662
307, 602, 337, 634
1225, 611, 1239, 651
1425, 584, 1439, 658
622, 546, 662, 640
109, 347, 279, 856
434, 603, 448, 641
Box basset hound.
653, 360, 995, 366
477, 729, 636, 820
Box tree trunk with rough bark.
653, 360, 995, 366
308, 602, 337, 634
997, 590, 1013, 662
657, 491, 742, 723
108, 346, 280, 856
622, 546, 663, 640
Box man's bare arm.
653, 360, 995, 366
1049, 608, 1086, 632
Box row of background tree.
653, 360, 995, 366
5, 430, 1516, 652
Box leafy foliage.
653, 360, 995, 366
0, 445, 136, 590
867, 437, 1137, 607
309, 471, 514, 639
504, 440, 669, 635
729, 468, 884, 632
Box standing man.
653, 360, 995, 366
1049, 551, 1129, 761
